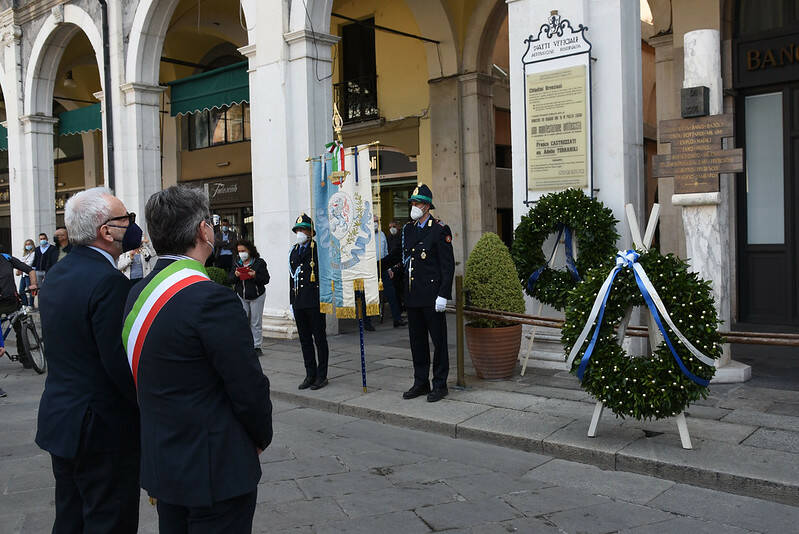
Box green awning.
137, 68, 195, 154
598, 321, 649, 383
0, 125, 6, 151
58, 103, 102, 136
167, 61, 249, 117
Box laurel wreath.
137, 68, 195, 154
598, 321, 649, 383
511, 189, 619, 310
562, 250, 723, 420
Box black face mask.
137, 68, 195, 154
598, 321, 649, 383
119, 222, 143, 253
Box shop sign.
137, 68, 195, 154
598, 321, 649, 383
734, 32, 799, 88
184, 174, 252, 205
522, 10, 592, 203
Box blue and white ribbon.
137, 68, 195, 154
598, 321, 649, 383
566, 250, 716, 386
527, 223, 581, 294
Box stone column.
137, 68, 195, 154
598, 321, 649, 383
649, 33, 685, 258
242, 23, 338, 338
459, 72, 497, 257
18, 115, 59, 239
428, 75, 465, 273
118, 83, 166, 226
81, 131, 103, 190
672, 29, 750, 382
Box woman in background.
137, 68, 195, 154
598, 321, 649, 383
17, 239, 35, 311
229, 240, 270, 355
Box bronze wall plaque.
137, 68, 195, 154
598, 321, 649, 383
652, 114, 744, 194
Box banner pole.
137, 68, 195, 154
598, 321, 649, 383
355, 280, 367, 392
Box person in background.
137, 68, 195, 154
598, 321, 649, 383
290, 214, 329, 390
230, 240, 270, 355
117, 237, 157, 283
214, 218, 238, 270
0, 243, 39, 373
360, 216, 405, 331
17, 239, 36, 311
386, 219, 405, 313
53, 226, 73, 262
36, 187, 142, 533
33, 232, 58, 284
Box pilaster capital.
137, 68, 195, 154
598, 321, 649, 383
284, 29, 339, 62
648, 33, 674, 49
93, 91, 104, 103
0, 23, 21, 46
672, 192, 721, 207
119, 83, 166, 107
19, 114, 59, 135
238, 43, 256, 59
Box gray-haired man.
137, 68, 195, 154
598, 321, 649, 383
37, 187, 144, 533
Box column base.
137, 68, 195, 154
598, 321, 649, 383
711, 360, 752, 383
262, 314, 298, 340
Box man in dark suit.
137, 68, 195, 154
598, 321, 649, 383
125, 186, 272, 533
290, 213, 329, 390
214, 217, 239, 270
36, 187, 142, 533
388, 184, 455, 402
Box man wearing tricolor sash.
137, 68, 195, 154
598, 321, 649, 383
124, 187, 272, 533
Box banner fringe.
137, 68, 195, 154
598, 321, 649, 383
366, 303, 380, 316
336, 307, 357, 319
319, 302, 333, 314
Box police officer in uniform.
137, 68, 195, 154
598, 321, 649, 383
290, 214, 329, 390
388, 184, 455, 402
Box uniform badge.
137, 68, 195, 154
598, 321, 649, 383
421, 251, 427, 260
412, 186, 420, 196
445, 235, 452, 243
296, 216, 303, 224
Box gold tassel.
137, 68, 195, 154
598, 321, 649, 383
310, 242, 316, 282
378, 280, 384, 291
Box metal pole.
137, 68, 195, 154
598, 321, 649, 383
355, 282, 367, 392
455, 275, 465, 388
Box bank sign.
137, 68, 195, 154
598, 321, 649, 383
734, 31, 799, 88
522, 11, 592, 203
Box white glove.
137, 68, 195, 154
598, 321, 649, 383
435, 296, 447, 313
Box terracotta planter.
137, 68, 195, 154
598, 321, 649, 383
465, 324, 522, 379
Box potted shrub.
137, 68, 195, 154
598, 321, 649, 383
464, 232, 526, 379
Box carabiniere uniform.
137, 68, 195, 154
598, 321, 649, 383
394, 186, 455, 396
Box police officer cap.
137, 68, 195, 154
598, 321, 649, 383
408, 184, 435, 210
292, 213, 314, 233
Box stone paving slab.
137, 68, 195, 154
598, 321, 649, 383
544, 500, 675, 533
456, 407, 573, 451
741, 427, 799, 455
542, 418, 645, 470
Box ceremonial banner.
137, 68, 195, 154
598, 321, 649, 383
313, 143, 379, 318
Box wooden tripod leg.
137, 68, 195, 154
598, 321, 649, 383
588, 401, 604, 437
675, 412, 693, 449
520, 300, 544, 376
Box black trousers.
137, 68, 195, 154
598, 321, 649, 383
407, 306, 449, 390
50, 448, 140, 534
294, 307, 329, 381
156, 490, 257, 534
216, 254, 233, 271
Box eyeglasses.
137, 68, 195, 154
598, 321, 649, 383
103, 212, 136, 229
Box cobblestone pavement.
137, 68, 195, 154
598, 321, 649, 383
3, 352, 799, 534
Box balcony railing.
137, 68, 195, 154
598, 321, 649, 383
333, 76, 379, 124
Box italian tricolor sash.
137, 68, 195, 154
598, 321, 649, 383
122, 259, 210, 386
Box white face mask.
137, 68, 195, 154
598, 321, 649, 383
410, 206, 424, 221
239, 252, 249, 262
389, 227, 398, 235
296, 232, 309, 245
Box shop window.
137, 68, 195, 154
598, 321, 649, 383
187, 103, 250, 150
736, 0, 799, 36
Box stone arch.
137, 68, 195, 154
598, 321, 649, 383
290, 0, 459, 79
127, 0, 256, 85
463, 0, 507, 74
24, 4, 104, 116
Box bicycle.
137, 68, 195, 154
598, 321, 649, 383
0, 304, 45, 374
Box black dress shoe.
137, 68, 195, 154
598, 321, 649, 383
310, 378, 328, 390
402, 384, 430, 400
298, 377, 314, 390
393, 319, 407, 327
427, 388, 449, 403
254, 348, 263, 356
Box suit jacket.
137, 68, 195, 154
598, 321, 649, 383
289, 241, 320, 309
33, 244, 58, 272
391, 217, 455, 308
213, 230, 239, 261
125, 258, 272, 507
36, 246, 138, 459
